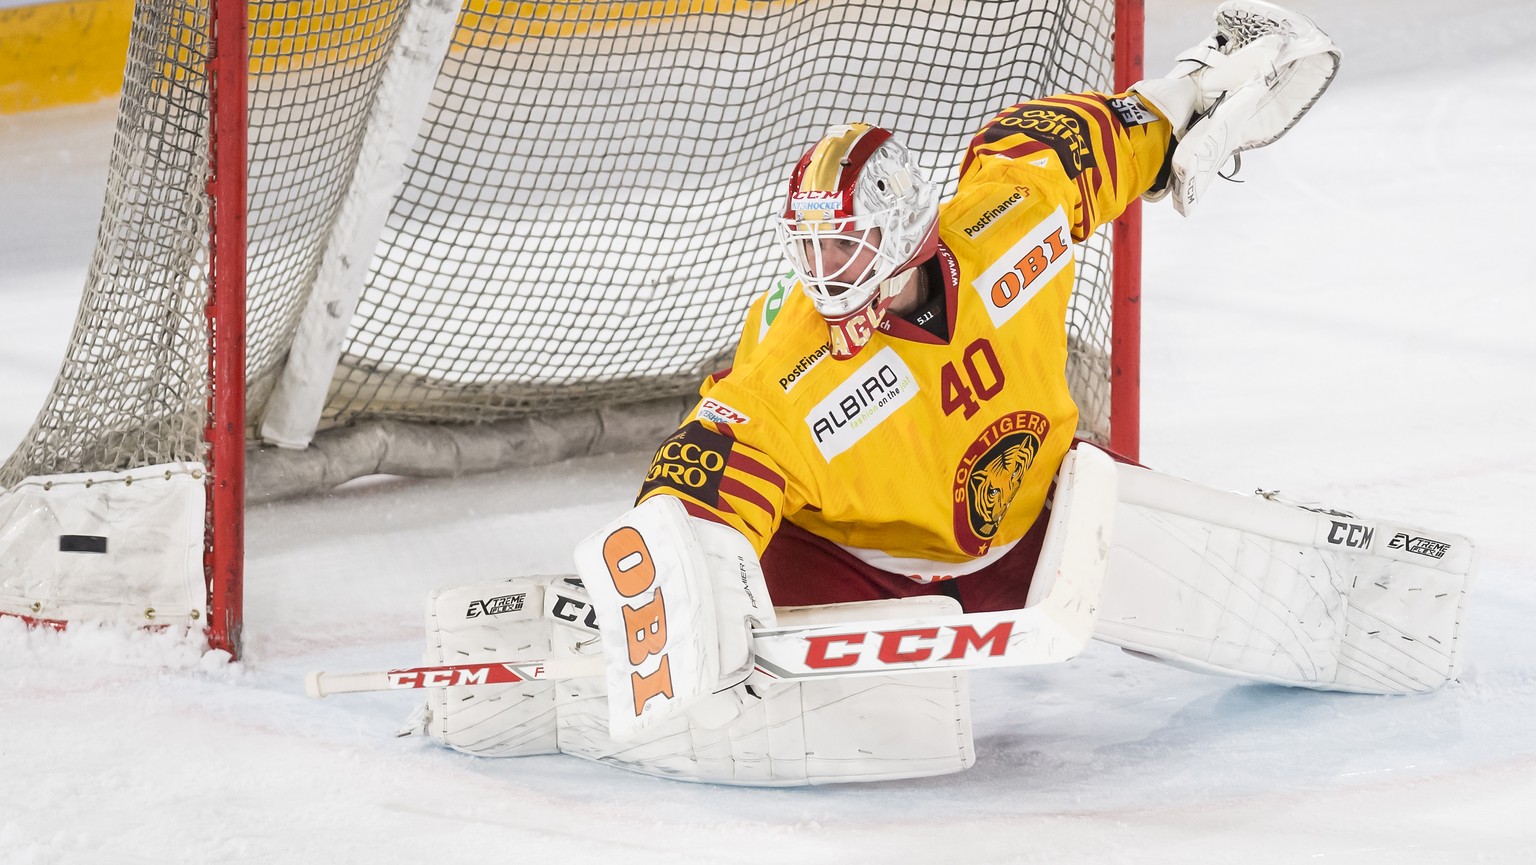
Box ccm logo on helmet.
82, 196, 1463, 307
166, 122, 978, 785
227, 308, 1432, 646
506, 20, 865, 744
790, 190, 844, 215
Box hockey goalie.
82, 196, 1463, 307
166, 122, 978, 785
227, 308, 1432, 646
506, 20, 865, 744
383, 2, 1475, 784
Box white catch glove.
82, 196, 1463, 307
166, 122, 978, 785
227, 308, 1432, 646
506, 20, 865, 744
1132, 0, 1341, 214
573, 495, 776, 741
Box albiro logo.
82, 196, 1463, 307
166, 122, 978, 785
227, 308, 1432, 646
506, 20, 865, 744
805, 347, 919, 460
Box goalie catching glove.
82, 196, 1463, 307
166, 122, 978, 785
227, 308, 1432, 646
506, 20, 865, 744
1132, 0, 1341, 214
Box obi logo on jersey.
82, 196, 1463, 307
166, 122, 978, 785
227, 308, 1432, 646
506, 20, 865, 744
973, 206, 1073, 328
805, 346, 919, 460
952, 410, 1049, 556
639, 423, 732, 504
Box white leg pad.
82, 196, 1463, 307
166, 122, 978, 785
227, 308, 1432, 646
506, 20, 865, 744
421, 576, 570, 757
556, 595, 975, 786
1096, 463, 1476, 694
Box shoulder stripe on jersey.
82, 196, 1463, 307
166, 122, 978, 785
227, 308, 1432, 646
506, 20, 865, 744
719, 476, 776, 519
1038, 94, 1119, 191
1068, 173, 1088, 238
967, 139, 1052, 174
703, 365, 733, 388
960, 117, 1046, 177
1072, 95, 1120, 190
700, 419, 737, 440
679, 499, 731, 526
727, 450, 786, 491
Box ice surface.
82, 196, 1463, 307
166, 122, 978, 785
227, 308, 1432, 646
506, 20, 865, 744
2, 1, 1533, 862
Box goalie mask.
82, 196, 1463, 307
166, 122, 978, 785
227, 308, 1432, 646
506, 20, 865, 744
775, 124, 939, 360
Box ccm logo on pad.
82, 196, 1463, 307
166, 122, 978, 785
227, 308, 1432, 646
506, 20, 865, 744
388, 665, 535, 689
801, 622, 1013, 669
1325, 520, 1374, 550
549, 592, 599, 631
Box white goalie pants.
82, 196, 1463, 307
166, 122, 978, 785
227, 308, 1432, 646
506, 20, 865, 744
420, 577, 975, 786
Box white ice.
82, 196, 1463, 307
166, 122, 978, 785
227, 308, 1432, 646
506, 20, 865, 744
1, 1, 1533, 862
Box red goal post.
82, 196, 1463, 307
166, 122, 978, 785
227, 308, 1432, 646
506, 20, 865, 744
0, 0, 1144, 659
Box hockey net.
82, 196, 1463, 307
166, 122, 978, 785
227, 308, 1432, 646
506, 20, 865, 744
0, 0, 1141, 654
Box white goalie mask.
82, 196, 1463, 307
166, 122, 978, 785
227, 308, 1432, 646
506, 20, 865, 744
775, 124, 940, 359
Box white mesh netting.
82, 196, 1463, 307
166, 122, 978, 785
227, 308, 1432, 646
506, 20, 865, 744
0, 0, 1126, 492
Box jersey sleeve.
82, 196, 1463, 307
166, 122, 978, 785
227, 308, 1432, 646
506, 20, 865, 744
638, 271, 815, 556
957, 90, 1173, 242
633, 413, 797, 557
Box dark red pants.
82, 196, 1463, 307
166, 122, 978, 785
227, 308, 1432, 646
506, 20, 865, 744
758, 512, 1050, 613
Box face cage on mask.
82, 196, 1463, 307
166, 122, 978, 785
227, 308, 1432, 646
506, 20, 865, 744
775, 212, 904, 318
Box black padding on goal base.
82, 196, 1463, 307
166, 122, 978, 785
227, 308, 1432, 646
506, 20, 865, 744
59, 535, 108, 554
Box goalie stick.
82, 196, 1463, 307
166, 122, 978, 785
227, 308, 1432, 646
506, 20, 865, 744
310, 446, 1115, 700
308, 445, 1119, 699
305, 593, 1098, 698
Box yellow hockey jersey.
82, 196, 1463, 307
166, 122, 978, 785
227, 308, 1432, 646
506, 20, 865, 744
637, 92, 1172, 580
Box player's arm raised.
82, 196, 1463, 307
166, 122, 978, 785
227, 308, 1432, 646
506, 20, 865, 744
958, 90, 1172, 243
962, 0, 1339, 234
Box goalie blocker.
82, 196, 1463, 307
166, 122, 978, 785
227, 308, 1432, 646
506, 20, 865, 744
408, 577, 977, 785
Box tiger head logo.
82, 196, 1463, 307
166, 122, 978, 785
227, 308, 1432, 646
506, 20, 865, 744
968, 442, 1034, 538
951, 410, 1050, 556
